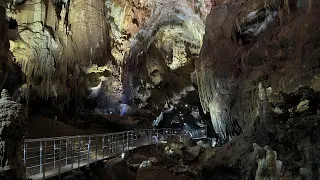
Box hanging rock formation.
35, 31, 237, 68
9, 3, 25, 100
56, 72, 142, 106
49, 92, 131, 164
3, 0, 213, 116
7, 0, 112, 106
123, 0, 212, 110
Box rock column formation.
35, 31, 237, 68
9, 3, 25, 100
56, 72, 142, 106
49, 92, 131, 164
0, 89, 27, 179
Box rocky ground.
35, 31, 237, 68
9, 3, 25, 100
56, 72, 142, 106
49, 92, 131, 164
60, 135, 215, 180
202, 86, 320, 180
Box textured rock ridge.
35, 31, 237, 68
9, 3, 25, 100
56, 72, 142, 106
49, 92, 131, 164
0, 89, 27, 178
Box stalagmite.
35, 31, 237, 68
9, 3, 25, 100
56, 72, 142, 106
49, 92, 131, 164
258, 82, 274, 133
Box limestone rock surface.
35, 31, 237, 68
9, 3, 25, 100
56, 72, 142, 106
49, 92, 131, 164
196, 0, 320, 142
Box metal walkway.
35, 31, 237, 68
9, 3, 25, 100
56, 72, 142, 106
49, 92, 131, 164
23, 128, 207, 180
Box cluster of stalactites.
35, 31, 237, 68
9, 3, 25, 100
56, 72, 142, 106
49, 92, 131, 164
196, 67, 229, 141
196, 62, 243, 142
9, 0, 107, 102
123, 0, 205, 105
196, 66, 216, 114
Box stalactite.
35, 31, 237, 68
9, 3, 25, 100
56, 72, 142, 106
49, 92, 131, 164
284, 0, 290, 18
307, 0, 313, 14
7, 0, 108, 105
196, 66, 232, 142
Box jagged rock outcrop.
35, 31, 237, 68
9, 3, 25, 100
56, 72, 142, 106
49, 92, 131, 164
0, 89, 27, 179
196, 0, 320, 142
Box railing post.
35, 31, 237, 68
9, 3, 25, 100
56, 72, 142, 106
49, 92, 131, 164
71, 139, 74, 170
116, 134, 119, 153
122, 133, 125, 153
130, 132, 133, 148
127, 132, 129, 152
78, 137, 81, 169
23, 142, 27, 166
102, 135, 105, 159
163, 129, 166, 141
139, 131, 142, 147
53, 141, 56, 169
87, 137, 91, 166
59, 140, 62, 180
40, 141, 43, 174
65, 140, 68, 166
43, 142, 46, 179
109, 134, 113, 155
95, 137, 98, 162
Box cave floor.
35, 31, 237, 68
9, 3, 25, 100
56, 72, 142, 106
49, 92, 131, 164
136, 167, 193, 180
127, 144, 205, 180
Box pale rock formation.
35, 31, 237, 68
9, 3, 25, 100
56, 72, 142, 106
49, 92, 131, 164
0, 89, 27, 179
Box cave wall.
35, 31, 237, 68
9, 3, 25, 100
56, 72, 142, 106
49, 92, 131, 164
3, 0, 214, 116
123, 0, 213, 111
196, 0, 320, 141
7, 0, 112, 106
0, 3, 24, 95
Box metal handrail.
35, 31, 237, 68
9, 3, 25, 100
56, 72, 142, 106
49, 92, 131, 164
23, 128, 176, 142
22, 128, 206, 179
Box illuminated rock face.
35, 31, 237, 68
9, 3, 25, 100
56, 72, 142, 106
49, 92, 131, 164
123, 0, 212, 110
5, 0, 213, 113
0, 5, 24, 95
196, 0, 320, 141
7, 0, 111, 103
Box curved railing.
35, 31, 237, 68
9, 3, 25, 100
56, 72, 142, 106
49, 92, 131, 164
23, 128, 207, 180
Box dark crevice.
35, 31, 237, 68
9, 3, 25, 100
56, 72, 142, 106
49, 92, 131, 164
7, 17, 18, 29
132, 18, 139, 26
